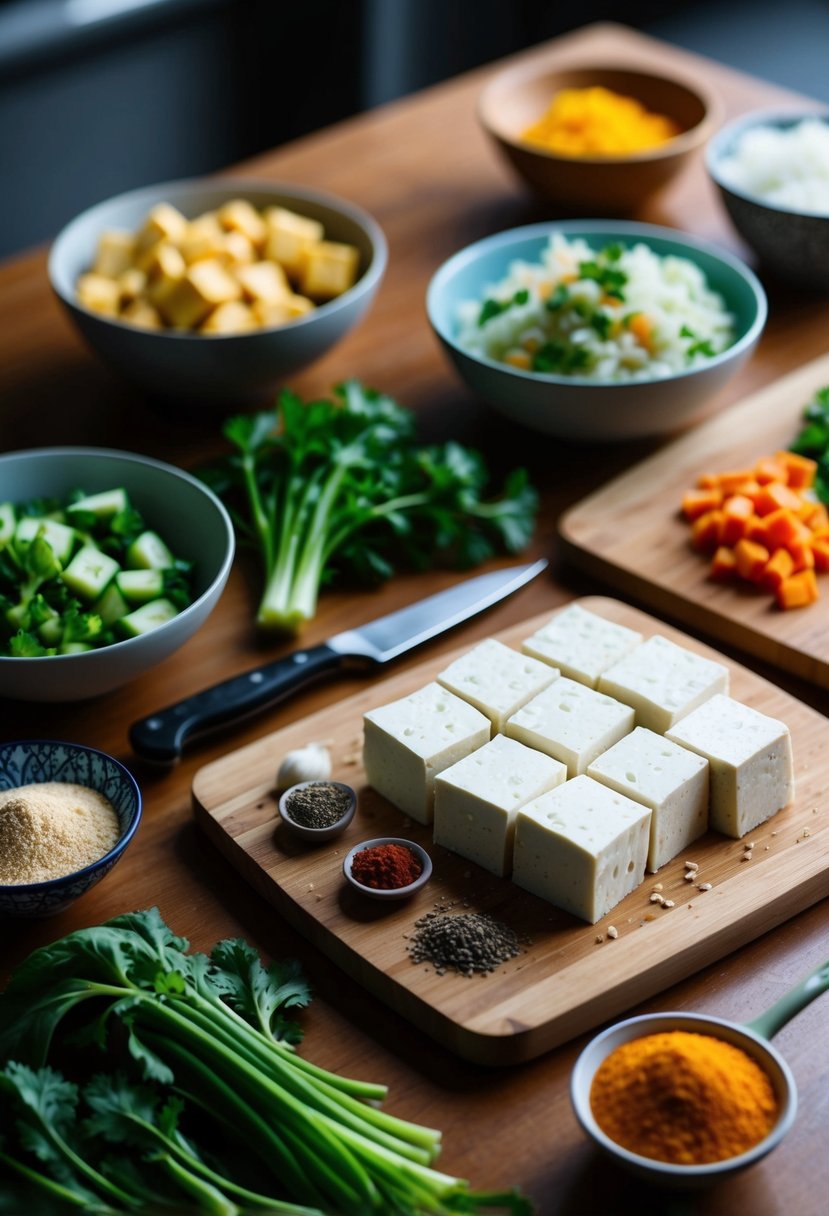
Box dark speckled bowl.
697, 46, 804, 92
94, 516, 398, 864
0, 739, 142, 917
706, 108, 829, 291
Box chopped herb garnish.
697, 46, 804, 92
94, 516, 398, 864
544, 283, 570, 311
790, 386, 829, 504
478, 288, 530, 327
532, 342, 591, 374
590, 312, 612, 340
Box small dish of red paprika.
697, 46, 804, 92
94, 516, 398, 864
343, 836, 432, 900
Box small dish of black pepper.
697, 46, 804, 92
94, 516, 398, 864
277, 780, 356, 842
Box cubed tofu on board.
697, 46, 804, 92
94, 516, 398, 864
506, 677, 634, 777
598, 634, 729, 733
437, 638, 557, 733
521, 602, 643, 688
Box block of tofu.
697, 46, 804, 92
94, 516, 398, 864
598, 635, 729, 733
363, 682, 490, 824
433, 734, 566, 876
179, 214, 228, 264
76, 273, 121, 316
666, 694, 794, 838
506, 677, 634, 776
141, 241, 186, 285
587, 727, 709, 871
159, 259, 242, 329
521, 603, 643, 688
117, 267, 147, 303
222, 231, 256, 266
264, 207, 324, 277
93, 229, 136, 279
299, 240, 360, 299
200, 301, 258, 334
217, 199, 267, 248
512, 776, 651, 923
437, 639, 558, 733
235, 259, 292, 305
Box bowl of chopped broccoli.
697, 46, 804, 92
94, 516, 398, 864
0, 447, 235, 701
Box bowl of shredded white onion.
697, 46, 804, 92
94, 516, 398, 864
706, 108, 829, 291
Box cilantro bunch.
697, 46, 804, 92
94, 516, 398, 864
0, 908, 533, 1216
201, 381, 537, 633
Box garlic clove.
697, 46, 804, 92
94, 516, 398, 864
276, 742, 332, 790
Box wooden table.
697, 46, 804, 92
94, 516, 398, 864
2, 22, 828, 1216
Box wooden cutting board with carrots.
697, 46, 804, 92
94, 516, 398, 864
558, 353, 829, 690
192, 597, 829, 1066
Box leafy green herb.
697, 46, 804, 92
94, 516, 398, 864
790, 386, 829, 503
478, 289, 529, 326
543, 283, 569, 311
590, 312, 612, 340
0, 908, 534, 1216
679, 324, 716, 359
532, 342, 591, 375
200, 381, 537, 633
577, 248, 628, 301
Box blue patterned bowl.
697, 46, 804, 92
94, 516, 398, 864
0, 739, 142, 917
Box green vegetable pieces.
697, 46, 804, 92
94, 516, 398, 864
0, 908, 533, 1216
201, 381, 538, 633
790, 385, 829, 503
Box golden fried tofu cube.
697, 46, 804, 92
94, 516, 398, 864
218, 199, 267, 248
159, 259, 242, 329
221, 231, 256, 266
121, 298, 162, 330
264, 207, 324, 277
253, 294, 314, 328
93, 229, 136, 279
76, 273, 121, 316
117, 267, 147, 303
141, 241, 186, 282
300, 241, 360, 299
136, 202, 188, 252
200, 300, 258, 334
235, 259, 291, 304
179, 214, 227, 264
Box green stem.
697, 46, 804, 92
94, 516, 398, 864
0, 1149, 99, 1210
158, 1153, 240, 1216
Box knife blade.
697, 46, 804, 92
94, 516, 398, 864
129, 558, 548, 764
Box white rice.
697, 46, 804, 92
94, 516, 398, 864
456, 234, 735, 383
717, 118, 829, 215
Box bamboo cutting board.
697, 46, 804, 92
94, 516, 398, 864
192, 597, 829, 1065
559, 354, 829, 689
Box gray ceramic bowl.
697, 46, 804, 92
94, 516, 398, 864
343, 836, 432, 900
0, 447, 234, 701
426, 220, 767, 441
49, 177, 388, 408
0, 739, 142, 916
706, 108, 829, 291
571, 1011, 796, 1188
278, 780, 357, 843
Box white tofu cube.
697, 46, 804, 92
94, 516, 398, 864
666, 694, 794, 838
521, 603, 643, 688
433, 734, 566, 876
598, 635, 729, 734
512, 776, 651, 923
363, 682, 490, 824
437, 638, 558, 733
506, 677, 634, 777
587, 727, 709, 871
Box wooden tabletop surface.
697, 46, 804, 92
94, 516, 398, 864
2, 21, 828, 1216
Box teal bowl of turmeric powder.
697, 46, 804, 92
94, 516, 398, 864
0, 739, 142, 917
571, 1011, 797, 1187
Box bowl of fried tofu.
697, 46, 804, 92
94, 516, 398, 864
49, 177, 387, 408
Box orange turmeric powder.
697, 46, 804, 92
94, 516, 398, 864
590, 1030, 778, 1164
522, 86, 680, 157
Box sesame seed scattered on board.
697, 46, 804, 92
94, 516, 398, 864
607, 926, 619, 940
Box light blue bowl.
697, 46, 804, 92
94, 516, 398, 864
0, 739, 142, 917
426, 220, 767, 441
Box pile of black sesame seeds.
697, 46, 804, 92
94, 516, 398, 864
407, 907, 521, 977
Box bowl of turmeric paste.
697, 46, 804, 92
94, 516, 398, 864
569, 952, 829, 1188
479, 63, 720, 212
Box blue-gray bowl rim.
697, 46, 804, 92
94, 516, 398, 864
705, 107, 829, 215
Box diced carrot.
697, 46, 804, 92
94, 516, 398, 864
734, 538, 770, 583
716, 469, 755, 496
774, 449, 818, 490
754, 456, 788, 485
719, 495, 754, 546
746, 514, 769, 543
691, 509, 723, 551
760, 547, 796, 592
681, 487, 723, 520
811, 537, 829, 571
709, 546, 737, 582
788, 539, 816, 572
801, 501, 829, 532
733, 478, 762, 504
753, 481, 803, 516
776, 568, 819, 610
697, 473, 721, 490
628, 312, 653, 353
763, 508, 812, 551
504, 350, 532, 370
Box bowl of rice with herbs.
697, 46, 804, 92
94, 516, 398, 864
706, 108, 829, 290
427, 220, 766, 440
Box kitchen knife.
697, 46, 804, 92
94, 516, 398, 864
129, 558, 548, 764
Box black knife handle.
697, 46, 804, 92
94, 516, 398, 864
129, 643, 349, 764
